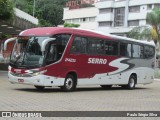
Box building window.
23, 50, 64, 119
80, 18, 88, 22
65, 19, 72, 23
129, 6, 140, 13
114, 7, 125, 27
154, 4, 160, 9
99, 8, 112, 14
99, 22, 111, 27
128, 20, 139, 27
72, 18, 79, 23
89, 17, 95, 22
147, 4, 152, 10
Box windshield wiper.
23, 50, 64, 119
13, 55, 21, 66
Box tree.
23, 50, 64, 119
0, 0, 14, 20
12, 0, 33, 15
64, 23, 80, 28
13, 0, 67, 27
128, 8, 160, 44
35, 0, 67, 26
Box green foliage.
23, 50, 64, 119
13, 0, 67, 27
128, 26, 152, 40
64, 23, 80, 28
0, 0, 14, 20
128, 8, 160, 43
12, 0, 34, 15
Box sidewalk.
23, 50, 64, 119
154, 79, 160, 81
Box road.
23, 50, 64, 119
0, 71, 160, 119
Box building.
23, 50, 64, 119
63, 7, 98, 30
63, 0, 160, 35
96, 0, 160, 36
66, 0, 97, 9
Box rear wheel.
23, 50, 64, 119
100, 85, 112, 89
127, 75, 136, 90
34, 86, 45, 90
62, 74, 77, 92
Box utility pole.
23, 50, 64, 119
33, 0, 36, 17
124, 0, 129, 27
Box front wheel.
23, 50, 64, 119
61, 74, 77, 92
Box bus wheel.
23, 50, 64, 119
34, 85, 45, 90
127, 75, 136, 90
62, 74, 76, 92
100, 85, 112, 89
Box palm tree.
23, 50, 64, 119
128, 8, 160, 54
128, 8, 160, 42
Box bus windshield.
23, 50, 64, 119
10, 36, 49, 68
10, 34, 71, 68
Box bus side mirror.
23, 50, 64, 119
4, 37, 17, 51
41, 38, 56, 52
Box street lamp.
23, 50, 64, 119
33, 0, 36, 17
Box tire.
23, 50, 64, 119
100, 85, 112, 89
127, 75, 136, 90
34, 86, 45, 90
62, 74, 77, 92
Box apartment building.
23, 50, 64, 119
63, 0, 160, 35
96, 0, 160, 35
63, 7, 98, 30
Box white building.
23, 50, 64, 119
96, 0, 160, 35
63, 0, 160, 35
63, 7, 98, 30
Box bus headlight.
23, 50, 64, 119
26, 69, 47, 76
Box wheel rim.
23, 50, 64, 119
129, 78, 135, 88
65, 78, 73, 90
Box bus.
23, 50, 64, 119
4, 27, 155, 91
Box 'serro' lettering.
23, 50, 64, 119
88, 58, 107, 64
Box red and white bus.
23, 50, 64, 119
5, 27, 155, 91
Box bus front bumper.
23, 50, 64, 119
8, 72, 64, 87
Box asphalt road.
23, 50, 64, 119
0, 71, 160, 120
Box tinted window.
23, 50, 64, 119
70, 36, 87, 54
144, 46, 155, 58
105, 41, 118, 55
132, 44, 143, 58
88, 38, 104, 55
120, 43, 131, 57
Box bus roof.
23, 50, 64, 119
20, 27, 155, 46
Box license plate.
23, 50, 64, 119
18, 79, 24, 83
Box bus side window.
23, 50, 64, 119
132, 44, 144, 58
70, 36, 87, 54
105, 41, 118, 56
120, 43, 131, 57
144, 46, 155, 58
88, 38, 104, 55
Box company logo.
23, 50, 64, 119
88, 58, 107, 64
2, 112, 11, 117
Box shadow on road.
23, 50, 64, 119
13, 86, 148, 93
